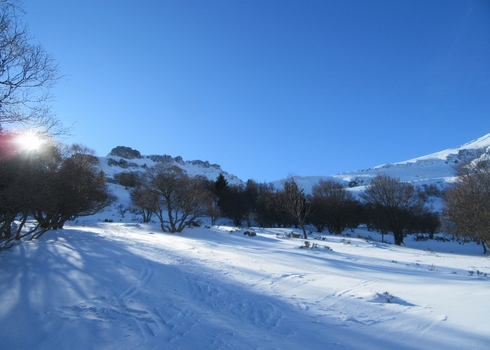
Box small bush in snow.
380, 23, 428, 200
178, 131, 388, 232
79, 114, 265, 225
383, 291, 395, 303
300, 241, 332, 251
117, 204, 129, 219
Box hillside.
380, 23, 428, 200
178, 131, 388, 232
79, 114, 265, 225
267, 133, 490, 195
100, 146, 243, 186
103, 134, 490, 192
1, 135, 490, 349
0, 223, 488, 349
332, 132, 490, 188
101, 134, 490, 212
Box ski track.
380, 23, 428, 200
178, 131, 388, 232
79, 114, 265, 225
3, 223, 488, 349
56, 255, 163, 348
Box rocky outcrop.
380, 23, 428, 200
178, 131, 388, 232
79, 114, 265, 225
146, 155, 175, 164
108, 146, 142, 159
107, 158, 140, 169
188, 159, 221, 170
146, 155, 222, 170
103, 146, 243, 186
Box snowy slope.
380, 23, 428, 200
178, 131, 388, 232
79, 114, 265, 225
99, 147, 243, 186
100, 134, 490, 196
0, 223, 489, 349
269, 133, 490, 195
2, 136, 490, 349
331, 133, 490, 188
98, 134, 490, 215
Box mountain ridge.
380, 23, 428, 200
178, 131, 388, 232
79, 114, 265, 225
341, 133, 489, 182
101, 146, 243, 186
101, 133, 490, 192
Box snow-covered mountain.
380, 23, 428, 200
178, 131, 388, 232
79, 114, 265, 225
99, 146, 243, 186
332, 133, 490, 188
279, 133, 490, 194
100, 133, 490, 200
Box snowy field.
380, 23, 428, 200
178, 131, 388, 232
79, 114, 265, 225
1, 221, 489, 349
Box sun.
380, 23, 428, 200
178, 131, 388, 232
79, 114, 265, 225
16, 134, 44, 151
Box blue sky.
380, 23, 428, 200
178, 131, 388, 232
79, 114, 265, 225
22, 0, 490, 182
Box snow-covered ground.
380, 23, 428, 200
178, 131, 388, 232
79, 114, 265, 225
2, 134, 490, 349
1, 221, 489, 349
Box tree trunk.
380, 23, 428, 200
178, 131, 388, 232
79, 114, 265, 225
394, 230, 404, 245
300, 224, 307, 239
14, 215, 29, 240
481, 239, 488, 254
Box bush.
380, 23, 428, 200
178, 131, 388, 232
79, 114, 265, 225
0, 138, 114, 242
114, 171, 140, 188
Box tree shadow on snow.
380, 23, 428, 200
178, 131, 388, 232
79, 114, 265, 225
0, 226, 487, 350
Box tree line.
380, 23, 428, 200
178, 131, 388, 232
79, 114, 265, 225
124, 158, 490, 252
0, 132, 114, 248
123, 164, 442, 245
3, 139, 487, 252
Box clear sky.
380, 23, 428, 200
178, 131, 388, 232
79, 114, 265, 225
22, 0, 490, 182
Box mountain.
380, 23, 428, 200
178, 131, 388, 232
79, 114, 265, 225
99, 146, 243, 186
100, 134, 490, 209
279, 133, 490, 194
336, 133, 490, 185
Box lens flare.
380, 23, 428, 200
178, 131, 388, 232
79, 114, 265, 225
16, 134, 44, 151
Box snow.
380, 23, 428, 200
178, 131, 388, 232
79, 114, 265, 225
2, 134, 490, 349
99, 155, 243, 187
1, 221, 489, 349
296, 132, 490, 194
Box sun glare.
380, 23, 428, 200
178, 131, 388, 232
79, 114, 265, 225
16, 134, 44, 151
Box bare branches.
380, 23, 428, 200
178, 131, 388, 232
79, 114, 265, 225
0, 1, 63, 134
444, 160, 490, 253
361, 174, 425, 245
133, 163, 213, 233
281, 176, 312, 239
310, 179, 360, 235
0, 137, 113, 242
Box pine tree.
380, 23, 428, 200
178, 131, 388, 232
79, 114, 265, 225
215, 173, 229, 195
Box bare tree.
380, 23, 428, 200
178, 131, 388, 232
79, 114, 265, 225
139, 164, 212, 233
0, 138, 113, 243
0, 133, 63, 242
130, 185, 158, 223
255, 184, 290, 228
361, 174, 425, 245
310, 179, 359, 234
444, 160, 490, 253
205, 200, 221, 226
32, 144, 114, 237
0, 1, 63, 134
281, 176, 312, 239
